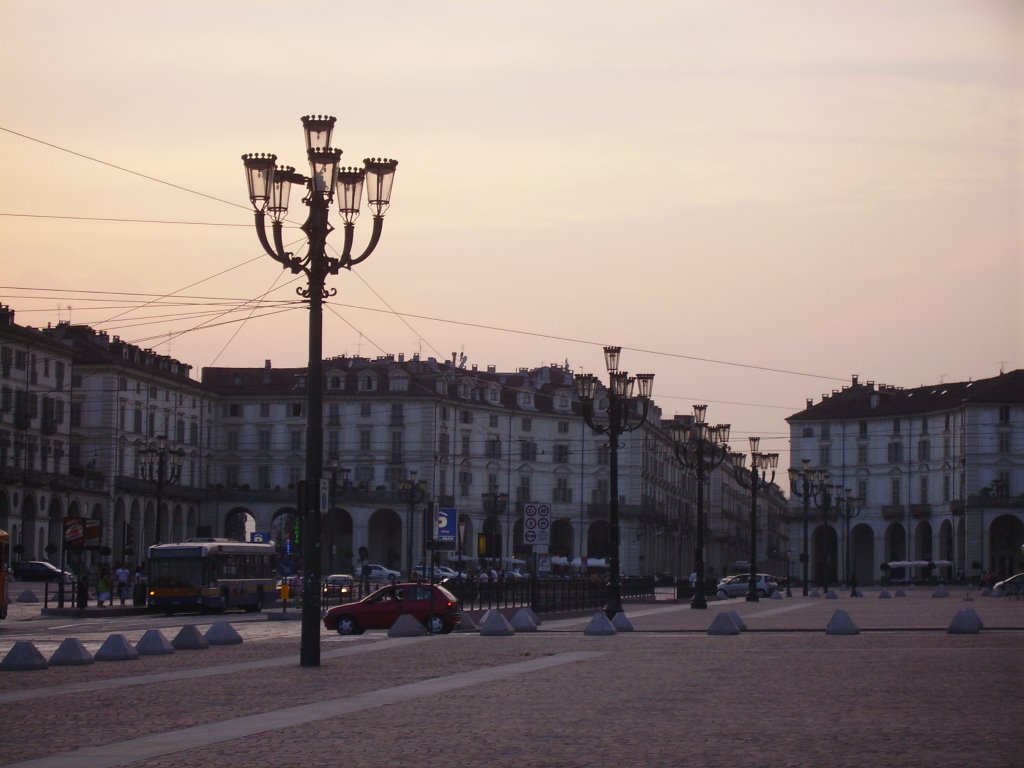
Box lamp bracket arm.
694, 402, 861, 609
254, 212, 293, 267
345, 216, 384, 269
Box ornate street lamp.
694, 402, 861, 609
788, 460, 828, 596
575, 348, 654, 618
668, 405, 730, 609
137, 436, 185, 545
324, 462, 350, 574
400, 470, 429, 578
242, 115, 396, 668
731, 437, 779, 602
838, 488, 862, 587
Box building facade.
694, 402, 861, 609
1, 304, 789, 582
787, 371, 1024, 586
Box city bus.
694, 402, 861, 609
0, 529, 8, 620
147, 539, 277, 614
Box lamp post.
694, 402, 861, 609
817, 482, 835, 594
481, 492, 509, 563
242, 115, 397, 668
788, 460, 828, 596
574, 347, 654, 619
324, 462, 350, 574
838, 488, 861, 586
731, 437, 779, 602
458, 519, 467, 578
401, 470, 428, 578
137, 436, 184, 545
668, 405, 730, 609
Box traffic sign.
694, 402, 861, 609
523, 503, 551, 546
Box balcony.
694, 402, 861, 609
910, 503, 931, 519
881, 504, 905, 521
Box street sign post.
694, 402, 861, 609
522, 503, 551, 547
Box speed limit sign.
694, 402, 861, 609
523, 503, 551, 546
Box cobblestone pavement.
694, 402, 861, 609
1, 588, 1021, 768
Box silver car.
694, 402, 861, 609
716, 573, 779, 599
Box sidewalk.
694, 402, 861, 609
2, 589, 1021, 768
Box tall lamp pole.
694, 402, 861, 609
325, 462, 350, 573
137, 436, 184, 545
788, 460, 827, 596
574, 347, 654, 619
731, 437, 779, 602
839, 488, 861, 586
669, 405, 730, 609
401, 470, 428, 578
243, 115, 397, 668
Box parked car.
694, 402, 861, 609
716, 573, 779, 599
13, 560, 73, 583
360, 564, 401, 583
323, 582, 462, 635
322, 573, 355, 600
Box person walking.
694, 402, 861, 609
115, 562, 130, 605
96, 570, 111, 608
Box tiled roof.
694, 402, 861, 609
788, 369, 1024, 422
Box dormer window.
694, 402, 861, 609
359, 375, 376, 392
389, 374, 409, 392
518, 392, 533, 408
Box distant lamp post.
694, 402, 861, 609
401, 470, 428, 577
243, 115, 397, 668
669, 405, 730, 609
837, 488, 861, 587
324, 461, 350, 573
818, 483, 835, 594
575, 347, 654, 618
788, 460, 828, 596
137, 436, 185, 545
731, 437, 779, 602
458, 520, 467, 577
481, 491, 509, 570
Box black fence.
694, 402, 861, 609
443, 576, 655, 615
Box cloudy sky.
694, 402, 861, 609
1, 0, 1020, 464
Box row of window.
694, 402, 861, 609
804, 407, 1013, 442
0, 347, 67, 386
815, 431, 1015, 467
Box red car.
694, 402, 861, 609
322, 582, 461, 635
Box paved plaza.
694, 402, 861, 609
1, 588, 1021, 768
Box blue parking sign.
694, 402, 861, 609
434, 507, 457, 550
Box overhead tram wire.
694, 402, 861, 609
349, 266, 446, 362
0, 212, 263, 227
325, 304, 389, 359
128, 304, 302, 346
2, 126, 847, 387
319, 300, 851, 384
98, 249, 292, 325
207, 267, 296, 368
0, 126, 250, 212
7, 281, 852, 392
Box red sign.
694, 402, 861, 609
64, 517, 102, 550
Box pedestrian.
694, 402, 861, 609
849, 572, 858, 598
115, 562, 130, 606
97, 570, 111, 607
77, 571, 89, 612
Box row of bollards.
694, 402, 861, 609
0, 622, 243, 671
